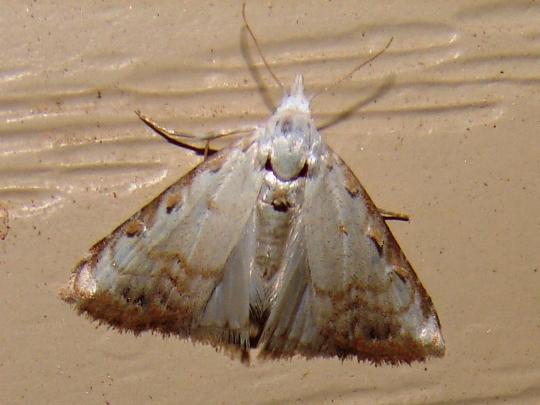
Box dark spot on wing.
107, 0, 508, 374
366, 323, 392, 340
368, 326, 378, 340
279, 118, 293, 134
121, 287, 131, 300
264, 158, 273, 172
369, 234, 384, 255
271, 198, 291, 212
166, 193, 182, 214
393, 267, 409, 284
298, 162, 308, 178
125, 220, 145, 238
134, 295, 147, 308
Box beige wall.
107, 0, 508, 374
1, 1, 538, 403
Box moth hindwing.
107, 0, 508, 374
61, 75, 444, 365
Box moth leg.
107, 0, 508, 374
378, 207, 410, 221
135, 110, 254, 158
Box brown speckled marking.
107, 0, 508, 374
342, 166, 360, 197
393, 266, 409, 283
366, 222, 384, 254
271, 194, 291, 212
312, 276, 395, 301
338, 224, 348, 235
166, 193, 182, 213
205, 152, 228, 173
259, 324, 433, 365
82, 235, 113, 270
148, 250, 221, 280
207, 197, 219, 212
156, 266, 192, 298
125, 220, 145, 237
350, 333, 431, 365
76, 290, 196, 336
271, 188, 289, 203
139, 196, 162, 229
313, 279, 414, 317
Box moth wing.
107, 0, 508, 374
260, 147, 444, 364
61, 136, 264, 359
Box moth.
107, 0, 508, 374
61, 13, 444, 366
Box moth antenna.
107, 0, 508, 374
242, 3, 284, 91
311, 37, 393, 102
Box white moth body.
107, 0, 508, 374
62, 75, 444, 365
250, 76, 315, 312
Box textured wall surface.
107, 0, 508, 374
1, 1, 539, 403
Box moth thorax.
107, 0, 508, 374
269, 115, 311, 180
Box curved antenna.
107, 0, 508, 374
311, 37, 393, 102
240, 25, 277, 111
241, 3, 284, 91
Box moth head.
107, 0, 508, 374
266, 75, 318, 180
276, 74, 310, 114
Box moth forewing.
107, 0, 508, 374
62, 136, 264, 355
